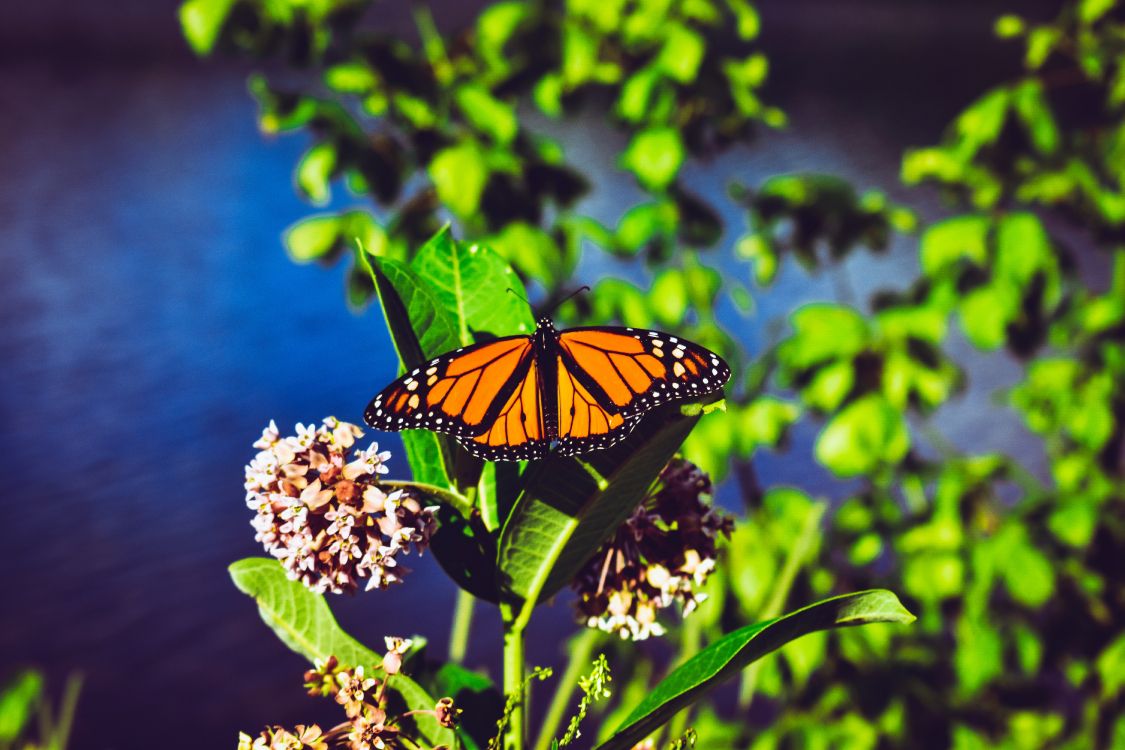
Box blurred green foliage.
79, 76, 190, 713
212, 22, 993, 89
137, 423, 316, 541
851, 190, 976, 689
185, 0, 1125, 746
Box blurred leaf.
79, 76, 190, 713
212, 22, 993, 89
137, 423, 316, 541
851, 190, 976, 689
954, 615, 1004, 697
650, 269, 689, 326
325, 62, 377, 93
1079, 0, 1117, 23
620, 127, 685, 191
994, 14, 1025, 38
779, 304, 869, 371
815, 395, 910, 477
429, 141, 490, 217
179, 0, 235, 55
657, 24, 705, 83
488, 222, 564, 286
959, 284, 1018, 350
0, 671, 42, 742
919, 215, 989, 277
457, 84, 519, 145
1011, 80, 1059, 155
229, 558, 453, 745
297, 142, 337, 206
597, 590, 915, 750
1096, 632, 1125, 698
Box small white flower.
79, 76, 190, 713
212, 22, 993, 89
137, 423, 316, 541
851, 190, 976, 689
252, 420, 280, 450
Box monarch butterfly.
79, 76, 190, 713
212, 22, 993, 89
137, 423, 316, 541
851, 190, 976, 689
364, 317, 730, 461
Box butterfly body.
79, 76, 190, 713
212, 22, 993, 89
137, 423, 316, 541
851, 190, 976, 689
365, 318, 730, 461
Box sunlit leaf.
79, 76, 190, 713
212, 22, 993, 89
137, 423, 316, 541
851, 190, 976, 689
429, 141, 490, 218
457, 84, 519, 145
815, 395, 910, 477
179, 0, 236, 55
229, 558, 453, 746
657, 24, 705, 83
0, 671, 42, 742
297, 142, 337, 206
619, 127, 685, 191
596, 590, 915, 750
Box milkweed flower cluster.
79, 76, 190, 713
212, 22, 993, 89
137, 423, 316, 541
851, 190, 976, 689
573, 459, 732, 641
244, 418, 436, 594
240, 642, 460, 750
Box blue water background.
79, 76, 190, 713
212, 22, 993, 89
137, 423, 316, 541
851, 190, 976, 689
0, 2, 1077, 747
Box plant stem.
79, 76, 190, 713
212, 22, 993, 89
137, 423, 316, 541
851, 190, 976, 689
532, 628, 601, 750
383, 480, 474, 517
448, 588, 475, 665
503, 620, 526, 750
737, 501, 827, 708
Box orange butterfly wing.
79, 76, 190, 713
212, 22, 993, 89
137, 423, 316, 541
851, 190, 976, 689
555, 353, 642, 456
557, 326, 730, 419
366, 325, 729, 461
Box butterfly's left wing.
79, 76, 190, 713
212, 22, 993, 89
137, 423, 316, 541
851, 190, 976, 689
366, 336, 533, 439
556, 326, 731, 421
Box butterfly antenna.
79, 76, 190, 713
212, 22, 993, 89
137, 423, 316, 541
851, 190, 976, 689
546, 285, 591, 316
506, 287, 531, 308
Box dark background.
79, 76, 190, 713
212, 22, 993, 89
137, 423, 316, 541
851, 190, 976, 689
0, 1, 1061, 747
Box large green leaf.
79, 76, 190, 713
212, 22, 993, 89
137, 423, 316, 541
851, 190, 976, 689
596, 590, 915, 750
410, 226, 535, 344
497, 401, 710, 611
229, 558, 453, 746
358, 246, 461, 488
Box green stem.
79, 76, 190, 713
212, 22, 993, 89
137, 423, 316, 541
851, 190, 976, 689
737, 501, 827, 708
532, 628, 601, 750
448, 588, 475, 665
503, 621, 526, 750
383, 480, 474, 517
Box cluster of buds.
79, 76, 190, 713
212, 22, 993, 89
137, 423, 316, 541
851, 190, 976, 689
573, 459, 732, 641
241, 639, 460, 750
244, 418, 436, 594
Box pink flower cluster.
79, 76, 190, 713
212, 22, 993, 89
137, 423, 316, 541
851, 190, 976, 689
244, 418, 436, 594
573, 459, 732, 641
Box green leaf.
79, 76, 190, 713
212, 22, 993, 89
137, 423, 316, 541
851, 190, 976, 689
919, 215, 989, 277
284, 210, 388, 264
0, 671, 42, 742
498, 402, 709, 610
428, 504, 501, 602
596, 590, 915, 750
229, 558, 453, 746
1011, 80, 1059, 155
410, 227, 536, 344
325, 62, 378, 93
958, 284, 1018, 350
1079, 0, 1116, 23
297, 141, 337, 206
429, 141, 490, 217
657, 24, 705, 83
779, 304, 869, 371
488, 222, 566, 285
619, 127, 684, 191
179, 0, 236, 55
358, 248, 461, 488
815, 395, 910, 477
229, 558, 381, 667
1096, 632, 1125, 699
456, 84, 519, 145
